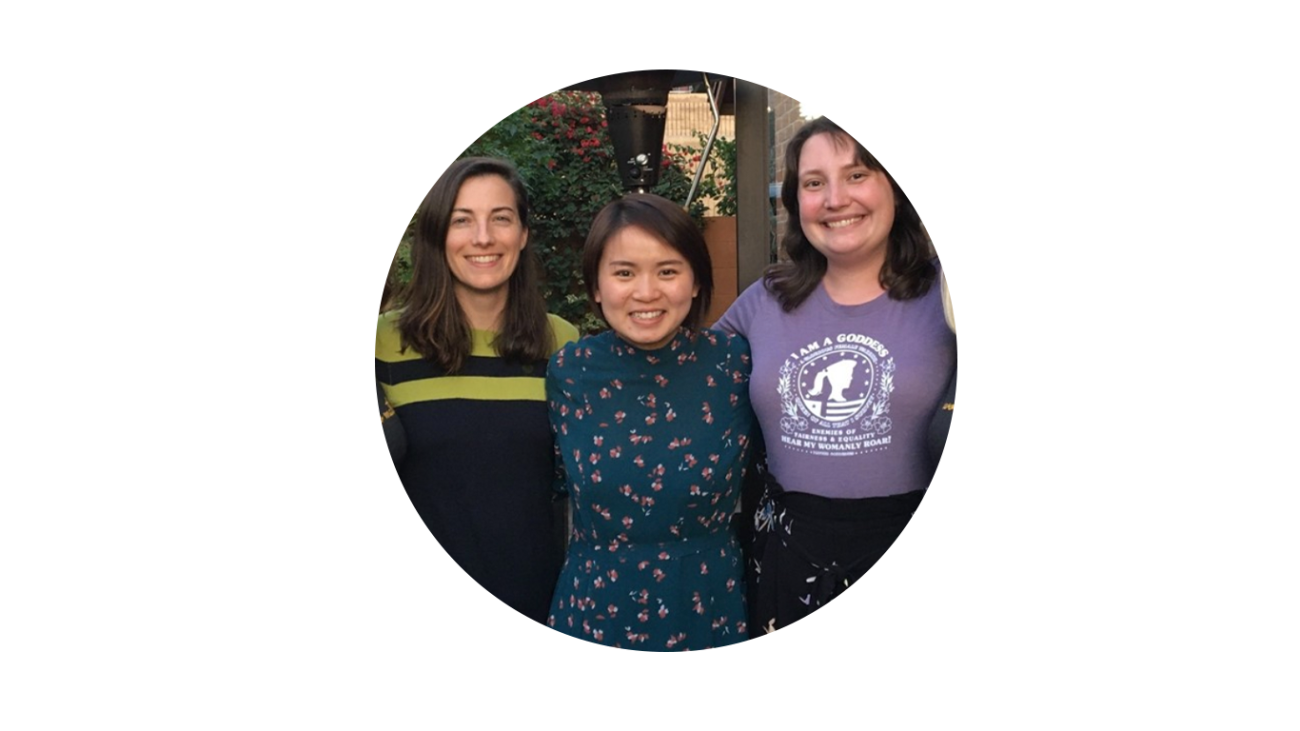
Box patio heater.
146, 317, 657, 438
568, 70, 729, 198
590, 70, 675, 193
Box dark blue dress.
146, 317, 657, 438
546, 329, 755, 650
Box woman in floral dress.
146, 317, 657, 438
546, 194, 754, 651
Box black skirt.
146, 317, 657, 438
745, 472, 925, 638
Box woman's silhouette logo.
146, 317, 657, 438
799, 352, 873, 423
809, 359, 857, 401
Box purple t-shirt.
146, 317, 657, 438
716, 270, 956, 499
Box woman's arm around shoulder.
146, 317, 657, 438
712, 279, 771, 338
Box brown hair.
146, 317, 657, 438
765, 116, 935, 311
581, 193, 713, 331
392, 157, 553, 373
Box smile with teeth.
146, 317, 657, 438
629, 310, 666, 320
466, 254, 502, 264
824, 216, 863, 229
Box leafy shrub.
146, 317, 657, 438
690, 133, 738, 217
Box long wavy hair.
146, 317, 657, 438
581, 193, 714, 330
765, 117, 935, 311
393, 157, 553, 373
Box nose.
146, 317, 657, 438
632, 274, 658, 301
471, 219, 492, 246
825, 180, 849, 209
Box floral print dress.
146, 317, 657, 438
546, 329, 755, 651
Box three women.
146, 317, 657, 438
382, 114, 954, 646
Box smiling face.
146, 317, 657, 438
444, 174, 528, 298
796, 132, 896, 271
594, 225, 699, 350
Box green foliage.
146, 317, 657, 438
463, 92, 622, 329
654, 144, 708, 223
689, 133, 738, 217
388, 92, 709, 333
393, 217, 415, 279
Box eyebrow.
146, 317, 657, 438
605, 258, 687, 267
452, 206, 517, 215
800, 162, 871, 177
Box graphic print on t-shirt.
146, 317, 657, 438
776, 332, 894, 457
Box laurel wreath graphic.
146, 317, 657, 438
866, 357, 895, 434
776, 360, 809, 434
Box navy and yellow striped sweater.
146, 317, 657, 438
376, 311, 579, 621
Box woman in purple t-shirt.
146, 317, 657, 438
716, 117, 957, 636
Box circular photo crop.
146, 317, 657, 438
374, 69, 956, 651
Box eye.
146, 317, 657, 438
801, 179, 822, 190
658, 268, 679, 278
611, 269, 633, 279
493, 214, 515, 224
451, 216, 470, 225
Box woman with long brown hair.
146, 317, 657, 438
376, 157, 579, 623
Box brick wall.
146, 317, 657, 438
769, 90, 806, 260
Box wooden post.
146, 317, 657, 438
735, 79, 772, 296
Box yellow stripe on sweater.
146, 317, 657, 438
387, 375, 545, 405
